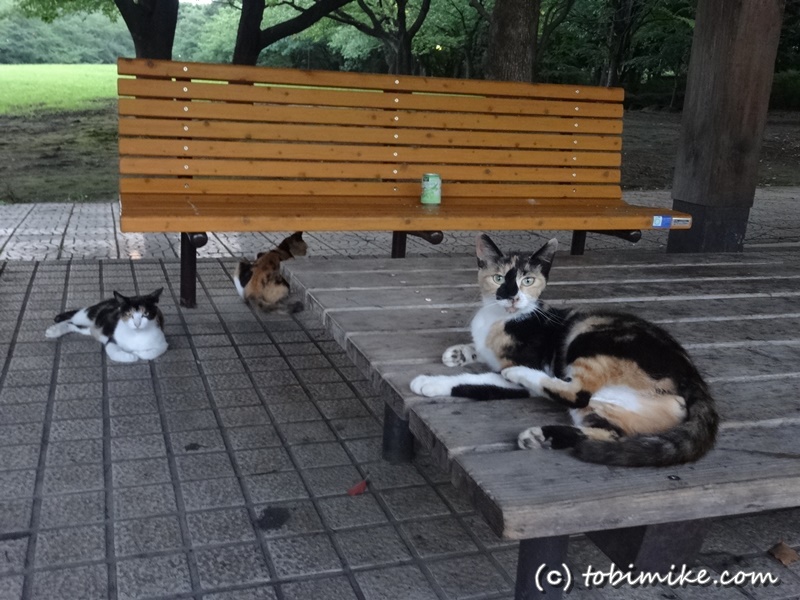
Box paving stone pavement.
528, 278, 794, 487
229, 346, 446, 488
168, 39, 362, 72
1, 192, 799, 600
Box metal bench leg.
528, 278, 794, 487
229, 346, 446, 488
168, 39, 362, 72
570, 231, 587, 255
587, 518, 708, 572
515, 535, 570, 600
180, 232, 208, 308
391, 231, 444, 258
382, 405, 414, 463
391, 232, 407, 258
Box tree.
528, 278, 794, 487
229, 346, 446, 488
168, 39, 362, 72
330, 0, 432, 74
17, 0, 178, 59
484, 0, 537, 81
532, 0, 578, 80
232, 0, 355, 65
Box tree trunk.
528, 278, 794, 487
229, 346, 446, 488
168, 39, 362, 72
233, 0, 266, 65
486, 0, 537, 81
602, 0, 637, 87
668, 0, 786, 252
114, 0, 178, 60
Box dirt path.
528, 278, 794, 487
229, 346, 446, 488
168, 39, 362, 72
1, 102, 799, 203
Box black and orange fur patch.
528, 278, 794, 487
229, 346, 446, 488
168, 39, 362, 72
235, 232, 307, 313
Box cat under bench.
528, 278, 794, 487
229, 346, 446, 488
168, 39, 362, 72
284, 246, 800, 600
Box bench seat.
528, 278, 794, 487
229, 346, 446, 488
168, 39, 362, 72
284, 249, 800, 599
117, 58, 691, 307
119, 194, 686, 233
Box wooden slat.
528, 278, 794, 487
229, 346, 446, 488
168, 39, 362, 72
119, 158, 619, 184
119, 179, 622, 198
453, 425, 800, 538
118, 99, 623, 135
118, 57, 625, 103
119, 139, 622, 168
118, 79, 623, 120
119, 119, 622, 152
118, 196, 689, 233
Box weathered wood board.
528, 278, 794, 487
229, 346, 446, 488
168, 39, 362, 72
285, 249, 800, 541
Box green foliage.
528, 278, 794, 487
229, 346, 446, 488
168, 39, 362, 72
771, 70, 800, 111
0, 0, 132, 62
0, 64, 117, 113
16, 0, 116, 22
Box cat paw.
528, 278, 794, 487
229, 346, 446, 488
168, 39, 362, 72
518, 426, 551, 450
44, 324, 63, 339
502, 366, 547, 394
410, 375, 452, 397
442, 344, 477, 367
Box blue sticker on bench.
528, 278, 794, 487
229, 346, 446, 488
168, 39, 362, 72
652, 215, 673, 228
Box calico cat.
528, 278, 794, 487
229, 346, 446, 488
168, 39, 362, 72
45, 288, 167, 363
410, 235, 719, 467
234, 231, 306, 313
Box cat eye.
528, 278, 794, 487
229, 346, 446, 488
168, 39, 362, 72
521, 276, 536, 286
492, 274, 504, 284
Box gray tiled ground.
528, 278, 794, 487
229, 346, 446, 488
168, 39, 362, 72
2, 188, 800, 261
0, 194, 799, 599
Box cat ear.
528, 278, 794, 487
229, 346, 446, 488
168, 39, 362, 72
256, 252, 265, 259
531, 238, 558, 277
292, 231, 303, 240
148, 288, 164, 301
476, 234, 503, 268
113, 291, 128, 304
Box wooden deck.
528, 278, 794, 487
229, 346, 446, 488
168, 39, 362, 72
285, 249, 800, 543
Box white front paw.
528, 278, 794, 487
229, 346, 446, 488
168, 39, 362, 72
45, 324, 62, 339
518, 426, 550, 450
502, 366, 547, 394
442, 344, 477, 367
410, 375, 453, 397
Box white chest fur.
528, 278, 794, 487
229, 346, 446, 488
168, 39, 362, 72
113, 321, 167, 354
470, 303, 510, 372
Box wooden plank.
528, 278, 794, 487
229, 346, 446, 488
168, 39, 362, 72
305, 275, 800, 313
452, 424, 800, 539
118, 78, 623, 119
409, 378, 800, 474
119, 119, 623, 152
118, 99, 623, 135
119, 139, 622, 169
119, 158, 620, 185
119, 200, 688, 234
118, 57, 625, 103
289, 260, 799, 292
119, 183, 623, 201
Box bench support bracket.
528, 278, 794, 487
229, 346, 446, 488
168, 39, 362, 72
570, 230, 642, 255
382, 405, 415, 463
515, 535, 570, 600
391, 231, 445, 258
586, 518, 708, 572
180, 232, 208, 308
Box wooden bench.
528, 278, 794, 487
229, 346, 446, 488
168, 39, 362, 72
117, 58, 691, 307
284, 249, 800, 599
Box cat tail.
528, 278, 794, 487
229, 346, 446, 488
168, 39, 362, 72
252, 298, 304, 315
54, 309, 79, 323
571, 381, 719, 467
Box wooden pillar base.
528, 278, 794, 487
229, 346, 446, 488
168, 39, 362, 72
667, 200, 751, 253
382, 404, 414, 463
515, 535, 570, 600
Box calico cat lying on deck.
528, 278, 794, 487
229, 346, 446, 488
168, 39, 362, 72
410, 235, 719, 467
45, 288, 167, 363
234, 231, 306, 313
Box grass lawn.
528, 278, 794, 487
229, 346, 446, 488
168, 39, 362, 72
0, 64, 117, 114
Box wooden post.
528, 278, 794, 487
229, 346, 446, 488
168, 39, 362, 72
668, 0, 785, 253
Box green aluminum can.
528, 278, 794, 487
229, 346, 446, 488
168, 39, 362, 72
421, 173, 442, 204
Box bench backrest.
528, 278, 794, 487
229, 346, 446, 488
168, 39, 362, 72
118, 59, 624, 204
